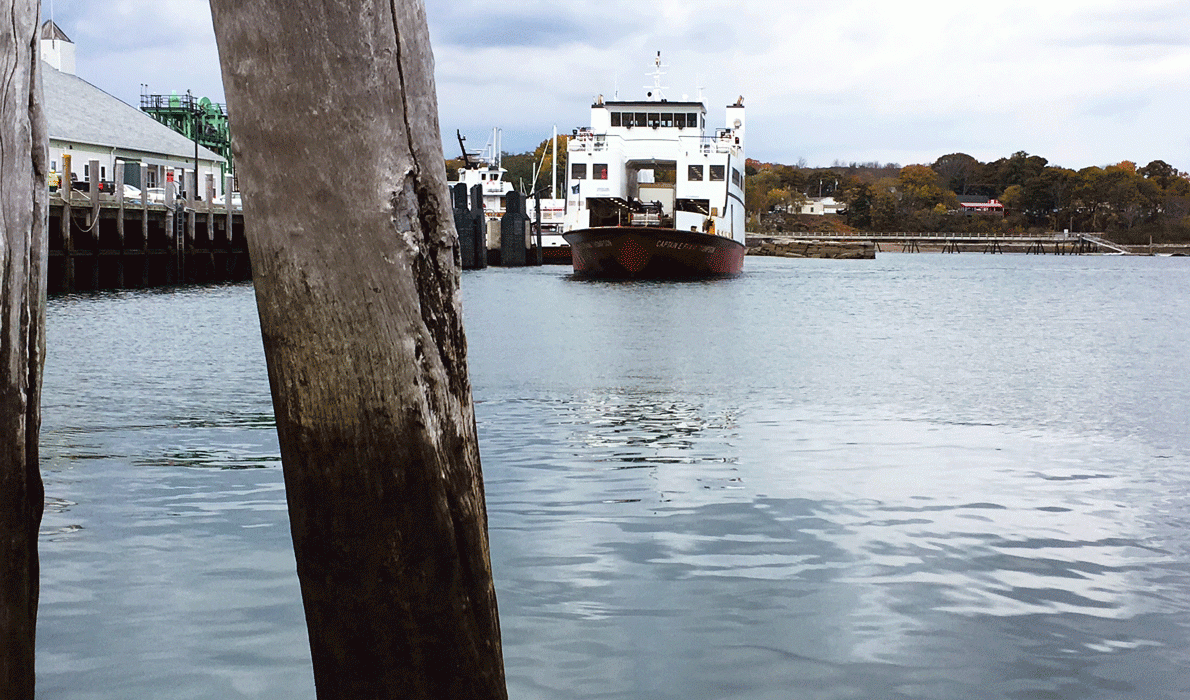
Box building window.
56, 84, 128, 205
688, 165, 704, 181
593, 164, 609, 180
571, 163, 587, 180
709, 165, 726, 181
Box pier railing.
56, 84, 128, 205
753, 231, 1131, 255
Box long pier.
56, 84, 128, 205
774, 231, 1131, 255
48, 187, 249, 295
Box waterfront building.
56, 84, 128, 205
38, 20, 227, 196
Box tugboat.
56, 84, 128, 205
562, 52, 747, 279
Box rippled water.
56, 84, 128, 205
37, 255, 1190, 699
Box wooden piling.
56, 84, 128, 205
1, 4, 48, 696
61, 153, 74, 291
209, 1, 507, 697
89, 158, 100, 289
141, 164, 150, 286
115, 160, 126, 287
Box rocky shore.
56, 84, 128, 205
747, 236, 876, 259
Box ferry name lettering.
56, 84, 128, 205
657, 241, 714, 252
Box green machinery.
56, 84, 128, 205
140, 88, 234, 182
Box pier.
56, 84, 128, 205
48, 167, 248, 295
761, 231, 1134, 255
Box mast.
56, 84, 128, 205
552, 124, 557, 199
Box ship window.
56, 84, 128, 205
688, 165, 704, 181
648, 112, 661, 128
571, 163, 587, 180
660, 113, 673, 128
732, 169, 742, 187
593, 164, 609, 180
635, 112, 646, 127
690, 113, 700, 128
709, 165, 726, 181
611, 112, 622, 127
676, 198, 711, 215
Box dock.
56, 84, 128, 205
757, 231, 1134, 255
48, 186, 249, 295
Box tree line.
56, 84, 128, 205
745, 152, 1190, 243
447, 141, 1190, 244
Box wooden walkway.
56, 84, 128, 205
769, 231, 1131, 255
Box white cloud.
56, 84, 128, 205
40, 0, 1190, 171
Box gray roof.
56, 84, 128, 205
42, 64, 224, 163
40, 20, 70, 42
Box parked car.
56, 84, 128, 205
144, 187, 173, 204
211, 191, 242, 208
121, 184, 142, 200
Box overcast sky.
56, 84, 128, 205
40, 0, 1190, 171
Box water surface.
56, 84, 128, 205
38, 254, 1190, 699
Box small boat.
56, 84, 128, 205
561, 52, 747, 279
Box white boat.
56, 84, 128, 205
561, 52, 747, 279
454, 128, 515, 223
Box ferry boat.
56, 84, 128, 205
562, 53, 747, 279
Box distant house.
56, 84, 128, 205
39, 21, 227, 196
957, 196, 1004, 215
800, 196, 844, 216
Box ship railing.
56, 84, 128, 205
698, 135, 736, 155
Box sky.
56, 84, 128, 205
39, 0, 1190, 172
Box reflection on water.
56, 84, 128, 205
38, 257, 1190, 700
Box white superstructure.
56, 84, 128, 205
561, 56, 746, 245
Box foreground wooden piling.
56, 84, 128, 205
1, 2, 47, 697
210, 1, 507, 698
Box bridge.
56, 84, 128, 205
761, 231, 1133, 255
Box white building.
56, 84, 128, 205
800, 196, 844, 216
39, 21, 226, 196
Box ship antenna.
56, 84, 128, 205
644, 50, 668, 101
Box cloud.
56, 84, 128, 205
37, 0, 1190, 172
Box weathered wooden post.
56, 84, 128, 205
88, 158, 100, 289
471, 184, 488, 269
209, 1, 507, 698
1, 2, 48, 697
116, 160, 127, 287
61, 152, 74, 292
500, 190, 527, 267
533, 189, 543, 266
140, 163, 150, 286
453, 182, 477, 269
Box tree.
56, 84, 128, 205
1, 3, 48, 698
896, 165, 957, 213
209, 2, 506, 698
931, 152, 980, 195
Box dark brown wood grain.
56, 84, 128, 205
0, 2, 48, 697
208, 1, 507, 697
